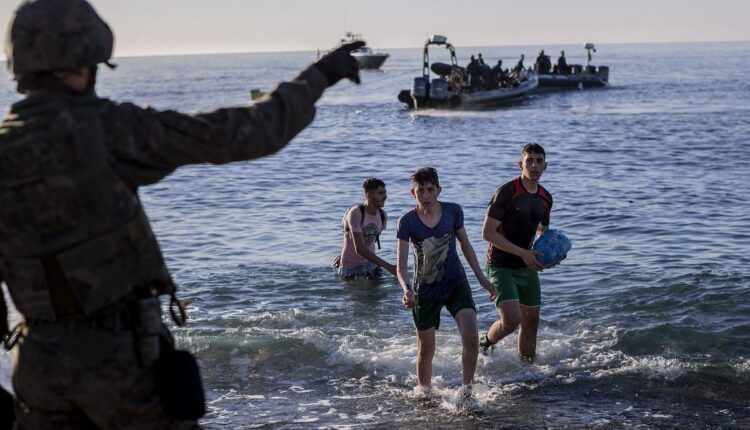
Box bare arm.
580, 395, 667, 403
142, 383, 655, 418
351, 231, 396, 275
455, 226, 496, 301
482, 215, 543, 271
396, 239, 415, 308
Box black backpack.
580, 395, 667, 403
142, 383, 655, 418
341, 204, 386, 249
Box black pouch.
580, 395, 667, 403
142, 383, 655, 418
0, 384, 14, 430
156, 333, 206, 420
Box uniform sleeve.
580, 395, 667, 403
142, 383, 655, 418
396, 214, 410, 241
487, 184, 512, 222
107, 66, 329, 187
0, 275, 8, 336
542, 192, 553, 227
346, 207, 362, 233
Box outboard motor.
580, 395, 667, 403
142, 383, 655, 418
598, 66, 609, 82
429, 78, 449, 99
412, 77, 429, 98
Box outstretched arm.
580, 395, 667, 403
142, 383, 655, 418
351, 231, 396, 275
455, 227, 496, 301
482, 215, 544, 272
108, 43, 365, 188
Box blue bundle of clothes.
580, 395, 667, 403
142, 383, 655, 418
532, 229, 572, 267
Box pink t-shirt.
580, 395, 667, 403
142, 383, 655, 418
340, 205, 387, 269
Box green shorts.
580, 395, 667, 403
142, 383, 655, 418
487, 266, 541, 307
413, 281, 476, 331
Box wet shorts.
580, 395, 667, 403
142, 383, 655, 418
487, 266, 541, 307
413, 281, 476, 331
339, 262, 380, 279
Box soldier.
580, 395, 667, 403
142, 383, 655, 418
0, 0, 363, 428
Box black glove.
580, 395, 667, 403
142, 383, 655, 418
314, 41, 365, 86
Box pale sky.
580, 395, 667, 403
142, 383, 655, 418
1, 0, 749, 58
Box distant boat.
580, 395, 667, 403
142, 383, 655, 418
534, 43, 609, 90
397, 35, 538, 109
340, 32, 390, 70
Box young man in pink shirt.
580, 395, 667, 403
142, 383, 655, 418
338, 178, 397, 278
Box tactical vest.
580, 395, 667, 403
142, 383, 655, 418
0, 96, 175, 321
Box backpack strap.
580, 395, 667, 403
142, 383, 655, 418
344, 205, 384, 250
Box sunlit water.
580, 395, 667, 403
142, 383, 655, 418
2, 42, 749, 428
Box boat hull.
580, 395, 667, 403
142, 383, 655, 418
398, 74, 539, 109
353, 54, 389, 70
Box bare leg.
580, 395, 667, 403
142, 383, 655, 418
518, 305, 540, 362
454, 308, 479, 385
415, 328, 436, 388
487, 300, 521, 344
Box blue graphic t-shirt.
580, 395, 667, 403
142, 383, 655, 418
396, 202, 467, 301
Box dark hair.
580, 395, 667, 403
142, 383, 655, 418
521, 142, 546, 159
410, 167, 440, 188
362, 177, 385, 192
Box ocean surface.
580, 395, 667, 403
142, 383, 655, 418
1, 41, 749, 428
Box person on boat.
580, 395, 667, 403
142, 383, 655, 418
336, 178, 396, 278
513, 54, 525, 74
478, 54, 492, 90
491, 60, 507, 87
557, 50, 569, 74
0, 0, 364, 428
466, 55, 481, 92
396, 167, 496, 405
535, 50, 551, 74
479, 143, 553, 363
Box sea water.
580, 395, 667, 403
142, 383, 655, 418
1, 42, 749, 428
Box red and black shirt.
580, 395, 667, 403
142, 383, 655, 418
486, 177, 552, 268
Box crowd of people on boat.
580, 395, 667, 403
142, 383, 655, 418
535, 49, 572, 75
456, 52, 530, 92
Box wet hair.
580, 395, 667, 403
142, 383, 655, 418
410, 167, 440, 188
362, 177, 385, 192
521, 142, 546, 159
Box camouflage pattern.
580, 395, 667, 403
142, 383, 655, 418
13, 301, 196, 429
0, 63, 328, 426
5, 0, 114, 77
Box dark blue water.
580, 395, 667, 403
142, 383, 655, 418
2, 42, 749, 428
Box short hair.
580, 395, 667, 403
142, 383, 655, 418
521, 142, 546, 159
410, 167, 440, 188
362, 177, 385, 192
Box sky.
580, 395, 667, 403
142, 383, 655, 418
1, 0, 749, 58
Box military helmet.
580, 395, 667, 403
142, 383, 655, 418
5, 0, 114, 78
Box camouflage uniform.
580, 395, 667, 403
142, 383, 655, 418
0, 0, 341, 428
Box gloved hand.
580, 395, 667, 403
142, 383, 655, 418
314, 41, 365, 86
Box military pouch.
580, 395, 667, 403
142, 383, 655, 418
156, 332, 206, 420
134, 297, 162, 366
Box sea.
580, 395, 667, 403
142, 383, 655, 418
1, 41, 749, 429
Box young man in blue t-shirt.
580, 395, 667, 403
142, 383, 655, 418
396, 167, 497, 402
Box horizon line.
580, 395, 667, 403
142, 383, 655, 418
1, 39, 748, 63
